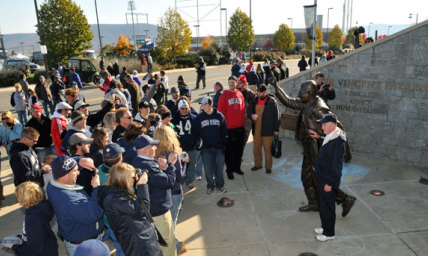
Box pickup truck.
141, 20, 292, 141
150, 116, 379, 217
65, 57, 100, 84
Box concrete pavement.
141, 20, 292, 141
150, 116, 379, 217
1, 135, 427, 255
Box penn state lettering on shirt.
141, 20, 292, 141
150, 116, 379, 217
201, 119, 221, 128
227, 98, 242, 105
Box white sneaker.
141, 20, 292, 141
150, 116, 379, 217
196, 176, 202, 180
315, 234, 335, 242
314, 228, 323, 235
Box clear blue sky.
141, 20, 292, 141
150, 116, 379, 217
0, 0, 426, 36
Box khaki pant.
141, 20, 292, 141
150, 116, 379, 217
153, 210, 177, 256
253, 104, 274, 169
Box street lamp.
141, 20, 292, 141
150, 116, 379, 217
387, 25, 392, 35
221, 8, 227, 37
194, 25, 200, 49
367, 22, 373, 38
327, 7, 333, 44
94, 0, 103, 51
409, 13, 418, 24
287, 17, 293, 31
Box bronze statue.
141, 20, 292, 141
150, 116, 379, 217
271, 77, 355, 217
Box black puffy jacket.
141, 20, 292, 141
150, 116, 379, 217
97, 184, 162, 256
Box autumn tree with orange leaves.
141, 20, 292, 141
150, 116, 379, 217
115, 34, 134, 56
201, 35, 213, 49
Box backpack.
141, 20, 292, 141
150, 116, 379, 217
10, 92, 15, 107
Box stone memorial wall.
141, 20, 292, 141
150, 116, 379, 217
275, 20, 428, 167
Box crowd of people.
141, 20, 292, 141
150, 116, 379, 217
0, 54, 350, 255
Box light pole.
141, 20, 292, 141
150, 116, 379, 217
94, 0, 103, 51
327, 7, 333, 44
194, 25, 200, 49
221, 8, 227, 38
387, 25, 392, 35
409, 13, 418, 24
128, 0, 137, 50
287, 17, 293, 31
367, 22, 373, 38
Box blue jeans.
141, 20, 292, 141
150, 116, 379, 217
195, 153, 203, 177
196, 74, 206, 88
171, 193, 183, 252
35, 145, 57, 165
16, 111, 27, 125
106, 228, 125, 256
201, 148, 225, 189
185, 150, 198, 185
41, 100, 54, 116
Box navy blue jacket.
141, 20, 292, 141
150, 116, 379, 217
172, 112, 197, 151
231, 64, 240, 77
192, 109, 228, 149
97, 185, 162, 256
213, 90, 223, 109
117, 138, 137, 164
46, 180, 104, 243
315, 133, 345, 188
12, 200, 58, 256
9, 142, 44, 187
165, 99, 178, 116
131, 156, 176, 217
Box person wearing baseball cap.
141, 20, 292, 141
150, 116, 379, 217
46, 155, 104, 255
134, 101, 151, 126
61, 110, 89, 153
193, 96, 228, 193
67, 132, 97, 196
97, 143, 125, 185
51, 102, 73, 155
165, 87, 180, 115
26, 104, 56, 164
131, 135, 178, 255
217, 74, 246, 180
248, 83, 280, 174
308, 113, 347, 242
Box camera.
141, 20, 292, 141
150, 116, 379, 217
135, 168, 149, 182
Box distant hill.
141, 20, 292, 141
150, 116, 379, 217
3, 23, 158, 55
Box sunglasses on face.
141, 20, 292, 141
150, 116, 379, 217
2, 117, 9, 120
122, 116, 133, 119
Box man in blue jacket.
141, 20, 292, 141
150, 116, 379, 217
192, 97, 228, 194
47, 155, 104, 256
309, 114, 346, 242
68, 68, 82, 89
131, 135, 177, 256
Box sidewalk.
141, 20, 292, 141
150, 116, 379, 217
2, 136, 427, 255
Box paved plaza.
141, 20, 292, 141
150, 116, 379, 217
1, 135, 427, 255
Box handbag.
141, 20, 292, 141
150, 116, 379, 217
271, 134, 282, 158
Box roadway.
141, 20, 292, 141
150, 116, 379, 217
0, 59, 300, 113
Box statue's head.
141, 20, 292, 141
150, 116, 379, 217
298, 80, 317, 103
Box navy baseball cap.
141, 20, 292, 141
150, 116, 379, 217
103, 143, 125, 160
135, 135, 160, 150
317, 114, 338, 124
74, 239, 110, 256
51, 155, 77, 179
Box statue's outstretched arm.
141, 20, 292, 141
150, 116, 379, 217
270, 77, 303, 110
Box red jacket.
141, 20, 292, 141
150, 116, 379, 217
217, 89, 246, 129
51, 112, 68, 155
99, 77, 112, 95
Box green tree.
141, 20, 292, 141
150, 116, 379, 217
305, 25, 323, 49
37, 0, 93, 66
273, 24, 295, 51
156, 8, 192, 62
328, 25, 343, 50
226, 8, 255, 52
